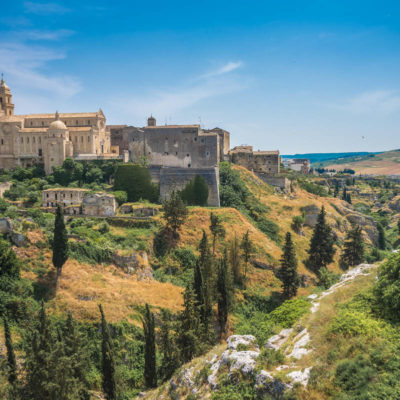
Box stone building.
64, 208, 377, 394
82, 193, 117, 217
287, 158, 311, 174
109, 116, 229, 206
0, 77, 117, 174
42, 188, 88, 208
230, 145, 280, 175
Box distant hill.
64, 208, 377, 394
318, 149, 400, 175
281, 152, 379, 164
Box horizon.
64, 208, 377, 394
1, 0, 400, 154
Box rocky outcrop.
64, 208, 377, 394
301, 205, 320, 227
112, 251, 152, 278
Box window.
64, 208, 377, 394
38, 149, 42, 156
88, 136, 90, 142
194, 137, 197, 141
188, 163, 191, 168
1, 139, 3, 145
41, 121, 44, 126
76, 120, 79, 125
33, 137, 36, 143
46, 193, 49, 198
55, 194, 58, 200
21, 137, 23, 143
87, 120, 90, 125
39, 137, 41, 144
63, 193, 65, 198
27, 137, 29, 144
30, 121, 33, 126
70, 194, 72, 198
81, 136, 83, 143
186, 153, 189, 157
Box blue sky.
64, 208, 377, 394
1, 1, 400, 153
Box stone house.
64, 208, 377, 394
287, 159, 311, 174
42, 188, 88, 208
82, 193, 117, 217
0, 182, 12, 197
230, 145, 280, 175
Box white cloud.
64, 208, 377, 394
0, 42, 81, 97
21, 29, 75, 41
24, 2, 70, 15
338, 90, 400, 115
201, 61, 243, 79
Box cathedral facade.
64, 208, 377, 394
0, 77, 116, 174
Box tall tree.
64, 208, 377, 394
177, 285, 201, 363
216, 251, 233, 335
306, 206, 336, 274
377, 223, 386, 250
276, 232, 300, 298
162, 191, 188, 239
142, 304, 157, 389
52, 204, 68, 289
159, 310, 179, 381
342, 187, 347, 201
240, 230, 253, 279
229, 235, 242, 285
209, 212, 226, 255
334, 181, 339, 198
0, 239, 20, 279
99, 304, 116, 400
4, 317, 17, 386
340, 225, 365, 270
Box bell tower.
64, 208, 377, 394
0, 75, 15, 117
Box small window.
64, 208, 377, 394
175, 151, 178, 155
88, 136, 90, 142
21, 137, 23, 143
188, 163, 191, 168
70, 194, 73, 198
81, 136, 83, 143
41, 121, 44, 126
55, 194, 58, 200
30, 121, 33, 126
186, 153, 189, 157
39, 137, 41, 144
87, 120, 90, 125
46, 193, 49, 198
38, 149, 42, 156
1, 139, 3, 145
194, 137, 197, 141
63, 193, 65, 198
33, 137, 36, 143
27, 137, 29, 144
76, 120, 79, 125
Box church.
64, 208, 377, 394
0, 76, 117, 174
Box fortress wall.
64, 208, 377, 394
158, 166, 220, 207
255, 173, 290, 192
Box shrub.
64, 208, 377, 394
317, 267, 340, 289
256, 217, 280, 244
98, 222, 110, 234
112, 190, 128, 206
114, 164, 159, 202
291, 214, 305, 233
69, 241, 113, 264
329, 310, 383, 337
180, 174, 209, 206
268, 298, 310, 328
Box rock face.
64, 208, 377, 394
255, 370, 288, 397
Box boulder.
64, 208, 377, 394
227, 335, 257, 350
0, 218, 12, 235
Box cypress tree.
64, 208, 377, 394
377, 223, 386, 250
229, 235, 242, 285
142, 304, 157, 389
240, 230, 253, 279
306, 206, 336, 274
162, 191, 188, 239
398, 219, 400, 233
276, 232, 300, 298
177, 285, 201, 363
159, 310, 179, 381
4, 317, 17, 385
342, 187, 347, 201
216, 251, 233, 335
52, 204, 68, 289
193, 262, 203, 307
334, 181, 339, 198
99, 304, 116, 400
340, 225, 365, 270
209, 212, 225, 255
346, 193, 352, 204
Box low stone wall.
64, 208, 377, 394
158, 166, 220, 207
255, 173, 290, 192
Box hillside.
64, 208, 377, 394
318, 149, 400, 175
282, 152, 378, 164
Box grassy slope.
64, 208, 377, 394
322, 149, 400, 175
14, 165, 361, 323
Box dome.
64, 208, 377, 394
0, 76, 9, 90
48, 111, 67, 130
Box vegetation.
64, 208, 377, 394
340, 225, 365, 270
180, 174, 209, 206
52, 204, 69, 288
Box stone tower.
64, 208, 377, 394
0, 75, 15, 117
147, 115, 156, 127
43, 111, 73, 174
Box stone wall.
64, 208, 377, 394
158, 166, 220, 207
230, 146, 280, 175
255, 173, 290, 192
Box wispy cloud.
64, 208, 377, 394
15, 29, 75, 41
0, 42, 81, 97
201, 61, 243, 79
112, 63, 246, 120
24, 2, 70, 15
336, 90, 400, 115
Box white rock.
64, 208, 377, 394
307, 294, 318, 300
288, 329, 311, 360
286, 367, 312, 386
265, 328, 293, 350
255, 370, 274, 387
226, 335, 257, 350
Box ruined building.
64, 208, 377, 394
230, 145, 280, 174
109, 116, 231, 206
0, 77, 118, 174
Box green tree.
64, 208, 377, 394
229, 235, 242, 285
111, 190, 128, 205
291, 214, 305, 234
114, 163, 158, 202
99, 304, 116, 400
162, 191, 188, 239
306, 206, 336, 274
377, 223, 386, 250
340, 225, 365, 270
334, 181, 339, 197
4, 317, 17, 386
0, 239, 20, 279
398, 219, 400, 233
180, 174, 209, 206
276, 232, 300, 298
142, 304, 157, 389
177, 285, 201, 363
342, 187, 347, 201
216, 251, 233, 335
159, 310, 180, 381
240, 230, 253, 279
209, 212, 226, 255
52, 204, 68, 289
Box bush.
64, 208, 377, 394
112, 190, 128, 206
318, 267, 340, 289
180, 174, 209, 206
69, 241, 113, 264
291, 214, 305, 233
329, 310, 383, 337
268, 298, 310, 328
373, 253, 400, 322
256, 217, 280, 244
298, 179, 328, 196
114, 164, 159, 202
98, 222, 110, 234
